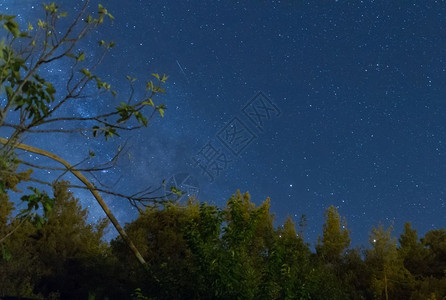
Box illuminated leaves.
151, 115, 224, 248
92, 126, 119, 140
43, 2, 58, 14
17, 187, 54, 229
97, 4, 114, 24
37, 19, 46, 29
98, 39, 115, 49
77, 52, 85, 62
2, 18, 20, 37
116, 102, 148, 126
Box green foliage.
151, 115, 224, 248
1, 1, 168, 146
399, 222, 430, 277
1, 243, 12, 261
116, 102, 148, 126
0, 2, 173, 284
131, 288, 150, 300
17, 187, 54, 229
0, 181, 111, 299
421, 229, 446, 278
366, 223, 415, 299
0, 152, 31, 194
109, 191, 350, 299
317, 205, 350, 263
0, 15, 23, 38
1, 185, 446, 299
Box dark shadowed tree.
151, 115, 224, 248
421, 229, 446, 278
398, 222, 429, 277
0, 181, 111, 299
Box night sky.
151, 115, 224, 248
2, 0, 446, 247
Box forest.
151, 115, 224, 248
1, 184, 446, 299
1, 2, 446, 299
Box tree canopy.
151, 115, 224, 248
2, 188, 446, 299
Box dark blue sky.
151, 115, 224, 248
2, 0, 446, 247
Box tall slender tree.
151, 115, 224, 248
317, 205, 350, 263
366, 223, 414, 300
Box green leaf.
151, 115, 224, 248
134, 112, 148, 126
45, 82, 56, 97
77, 52, 85, 61
1, 244, 12, 261
4, 19, 20, 38
35, 216, 43, 229
142, 99, 154, 107
161, 74, 169, 83
104, 127, 118, 140
80, 68, 92, 78
152, 73, 160, 80
19, 31, 29, 38
85, 15, 93, 24
37, 19, 46, 29
158, 108, 164, 118
153, 86, 166, 93
5, 86, 13, 101
43, 2, 58, 13
126, 75, 136, 82
145, 81, 153, 91
170, 186, 185, 196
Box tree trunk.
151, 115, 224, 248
0, 137, 146, 266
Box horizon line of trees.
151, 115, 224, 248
1, 184, 445, 299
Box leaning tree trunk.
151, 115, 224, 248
0, 137, 146, 266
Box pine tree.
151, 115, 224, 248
317, 205, 350, 263
398, 222, 429, 276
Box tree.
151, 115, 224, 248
110, 198, 223, 299
0, 181, 112, 299
366, 223, 414, 300
0, 1, 170, 265
267, 217, 313, 299
339, 248, 374, 299
316, 205, 350, 264
31, 182, 112, 299
398, 222, 429, 277
421, 229, 446, 278
218, 190, 275, 299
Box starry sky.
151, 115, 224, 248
2, 0, 446, 247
